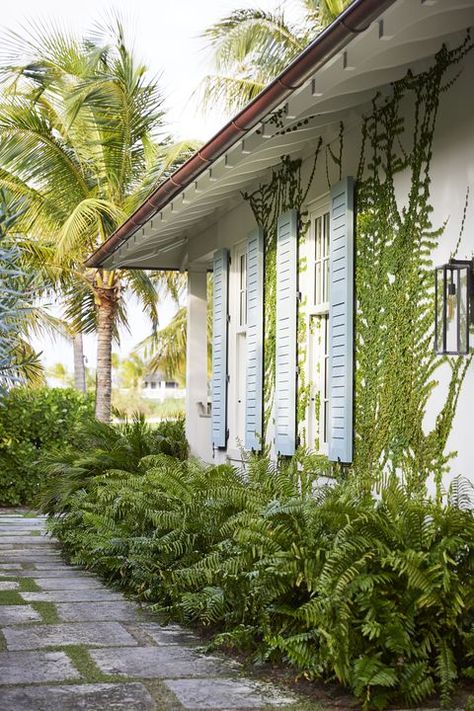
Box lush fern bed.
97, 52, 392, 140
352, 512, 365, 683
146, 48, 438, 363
39, 420, 474, 710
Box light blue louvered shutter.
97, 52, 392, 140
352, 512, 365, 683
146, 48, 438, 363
211, 248, 229, 449
328, 177, 355, 463
245, 227, 264, 451
275, 210, 298, 456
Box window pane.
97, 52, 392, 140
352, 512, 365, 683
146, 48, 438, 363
324, 213, 330, 256
239, 252, 247, 327
314, 212, 330, 308
315, 217, 321, 260
315, 262, 321, 305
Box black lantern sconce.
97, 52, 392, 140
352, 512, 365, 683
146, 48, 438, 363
435, 259, 474, 355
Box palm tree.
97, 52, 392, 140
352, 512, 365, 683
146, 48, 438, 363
0, 19, 198, 420
137, 279, 213, 387
119, 352, 147, 392
138, 307, 188, 386
198, 0, 351, 114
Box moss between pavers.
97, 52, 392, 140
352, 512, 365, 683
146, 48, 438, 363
17, 577, 41, 592
142, 678, 187, 711
0, 576, 41, 592
0, 590, 24, 605
31, 601, 60, 624
62, 648, 191, 710
62, 644, 140, 685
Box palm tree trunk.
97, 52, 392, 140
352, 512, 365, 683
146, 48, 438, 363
95, 286, 118, 422
72, 332, 86, 392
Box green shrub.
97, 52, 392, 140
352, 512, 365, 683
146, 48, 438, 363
0, 387, 95, 506
46, 451, 474, 709
38, 414, 188, 514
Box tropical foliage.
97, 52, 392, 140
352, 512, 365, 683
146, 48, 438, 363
0, 20, 198, 420
0, 189, 45, 390
0, 387, 94, 505
137, 275, 213, 384
45, 445, 474, 709
198, 0, 351, 113
39, 415, 188, 514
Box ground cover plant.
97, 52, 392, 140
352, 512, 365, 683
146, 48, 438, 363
43, 442, 474, 710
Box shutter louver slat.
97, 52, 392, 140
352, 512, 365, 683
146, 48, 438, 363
245, 227, 264, 451
275, 210, 298, 456
211, 248, 229, 449
328, 177, 354, 463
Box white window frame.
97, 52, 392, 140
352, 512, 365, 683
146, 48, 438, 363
227, 240, 248, 458
307, 199, 330, 454
237, 248, 248, 333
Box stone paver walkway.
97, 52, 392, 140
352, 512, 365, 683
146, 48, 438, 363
0, 513, 298, 711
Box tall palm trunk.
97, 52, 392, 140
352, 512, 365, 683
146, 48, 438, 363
94, 280, 119, 422
72, 332, 86, 392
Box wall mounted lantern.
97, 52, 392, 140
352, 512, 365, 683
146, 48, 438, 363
435, 259, 474, 355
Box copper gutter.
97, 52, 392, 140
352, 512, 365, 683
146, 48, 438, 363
86, 0, 397, 268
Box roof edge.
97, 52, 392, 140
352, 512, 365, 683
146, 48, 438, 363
86, 0, 397, 268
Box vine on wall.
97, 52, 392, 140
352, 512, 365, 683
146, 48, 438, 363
243, 133, 343, 440
355, 35, 473, 493
243, 34, 472, 487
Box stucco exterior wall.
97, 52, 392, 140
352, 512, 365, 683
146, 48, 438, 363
187, 43, 474, 484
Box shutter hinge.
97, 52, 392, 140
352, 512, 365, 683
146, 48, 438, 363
227, 314, 231, 323
226, 428, 230, 441
297, 291, 302, 302
296, 436, 301, 448
226, 374, 230, 383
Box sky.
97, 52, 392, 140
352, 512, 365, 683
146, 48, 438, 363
2, 0, 295, 370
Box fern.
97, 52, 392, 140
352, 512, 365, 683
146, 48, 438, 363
46, 448, 474, 709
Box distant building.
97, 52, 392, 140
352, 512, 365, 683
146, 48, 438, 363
141, 371, 184, 401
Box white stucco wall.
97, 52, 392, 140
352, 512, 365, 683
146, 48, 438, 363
187, 41, 474, 483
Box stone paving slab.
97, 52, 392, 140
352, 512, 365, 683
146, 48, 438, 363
164, 678, 294, 709
0, 604, 42, 624
21, 589, 124, 603
90, 645, 227, 679
31, 577, 105, 590
0, 529, 42, 535
56, 601, 140, 622
0, 537, 51, 544
0, 520, 44, 525
1, 542, 63, 563
0, 513, 297, 711
0, 650, 80, 684
0, 554, 63, 563
0, 683, 156, 711
3, 621, 139, 650
29, 562, 79, 569
138, 622, 201, 646
0, 581, 20, 590
0, 563, 22, 570
11, 568, 92, 578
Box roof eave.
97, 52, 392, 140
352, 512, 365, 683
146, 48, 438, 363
86, 0, 397, 269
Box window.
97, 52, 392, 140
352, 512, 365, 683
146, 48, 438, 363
321, 314, 329, 446
314, 212, 330, 309
231, 242, 248, 451
307, 204, 330, 453
239, 252, 247, 327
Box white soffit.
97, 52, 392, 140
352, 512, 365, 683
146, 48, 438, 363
105, 0, 474, 270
